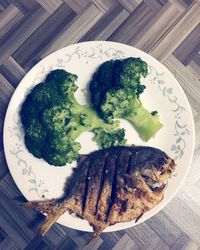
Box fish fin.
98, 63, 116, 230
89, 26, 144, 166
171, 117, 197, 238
24, 200, 57, 213
86, 225, 105, 244
40, 212, 61, 236
25, 200, 68, 236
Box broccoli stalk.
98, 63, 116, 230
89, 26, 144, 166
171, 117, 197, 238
89, 57, 163, 141
101, 87, 162, 142
77, 106, 119, 129
125, 105, 163, 141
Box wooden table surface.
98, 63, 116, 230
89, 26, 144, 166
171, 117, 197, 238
0, 0, 200, 249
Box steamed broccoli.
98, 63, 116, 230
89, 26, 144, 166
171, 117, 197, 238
92, 128, 127, 149
43, 134, 81, 165
89, 57, 163, 141
114, 57, 148, 89
20, 69, 123, 166
25, 135, 44, 158
42, 106, 71, 133
89, 60, 120, 110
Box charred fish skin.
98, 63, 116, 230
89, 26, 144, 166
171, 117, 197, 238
25, 146, 176, 239
82, 151, 108, 219
83, 150, 120, 235
64, 158, 91, 215
82, 147, 174, 233
104, 149, 132, 222
94, 150, 119, 222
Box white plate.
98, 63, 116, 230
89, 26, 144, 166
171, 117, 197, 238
3, 41, 195, 232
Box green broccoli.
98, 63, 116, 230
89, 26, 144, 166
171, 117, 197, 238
92, 128, 127, 149
25, 135, 43, 158
89, 60, 120, 111
20, 69, 124, 166
89, 57, 163, 141
20, 94, 38, 127
26, 118, 46, 142
43, 134, 81, 165
42, 106, 71, 133
31, 81, 59, 109
114, 57, 148, 89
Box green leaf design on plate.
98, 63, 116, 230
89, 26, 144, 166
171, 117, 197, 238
149, 65, 189, 161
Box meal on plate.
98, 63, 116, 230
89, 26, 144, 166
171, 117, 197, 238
21, 57, 174, 239
25, 146, 175, 239
20, 57, 163, 166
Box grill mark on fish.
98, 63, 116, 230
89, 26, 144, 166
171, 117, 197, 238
95, 150, 119, 222
107, 151, 134, 223
94, 152, 109, 216
106, 155, 118, 221
117, 149, 131, 176
63, 158, 90, 204
81, 159, 92, 215
114, 150, 132, 216
74, 159, 91, 213
127, 150, 136, 175
83, 152, 107, 217
105, 149, 129, 221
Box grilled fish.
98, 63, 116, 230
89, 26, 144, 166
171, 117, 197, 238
25, 146, 175, 239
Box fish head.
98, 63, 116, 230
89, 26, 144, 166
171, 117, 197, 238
140, 153, 176, 190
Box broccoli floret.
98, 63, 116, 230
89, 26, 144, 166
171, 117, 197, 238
89, 57, 163, 141
43, 135, 81, 165
25, 135, 43, 158
89, 60, 120, 110
21, 94, 46, 158
59, 75, 78, 104
42, 151, 68, 166
21, 69, 125, 166
20, 94, 38, 127
47, 133, 80, 156
49, 133, 72, 153
92, 128, 127, 149
46, 69, 77, 84
42, 106, 71, 133
23, 118, 46, 158
31, 81, 61, 109
101, 88, 140, 121
31, 71, 78, 110
26, 118, 46, 142
89, 58, 147, 110
45, 69, 78, 104
114, 57, 148, 89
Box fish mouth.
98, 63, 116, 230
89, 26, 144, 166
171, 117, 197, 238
140, 158, 175, 191
141, 173, 166, 191
141, 167, 167, 191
